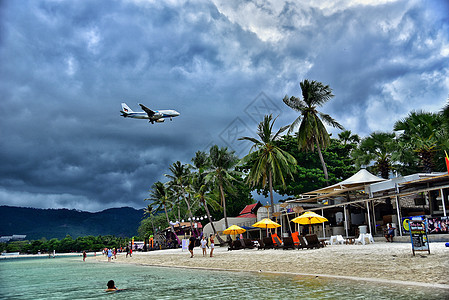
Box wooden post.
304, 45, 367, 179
395, 196, 402, 237
366, 201, 372, 234
440, 188, 447, 217
344, 205, 349, 238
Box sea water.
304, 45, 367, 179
0, 256, 447, 300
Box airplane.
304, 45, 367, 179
120, 103, 180, 124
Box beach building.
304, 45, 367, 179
202, 202, 262, 242
279, 170, 449, 241
200, 170, 448, 245
154, 221, 203, 249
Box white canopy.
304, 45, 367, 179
305, 169, 385, 195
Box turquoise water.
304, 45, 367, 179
0, 256, 448, 299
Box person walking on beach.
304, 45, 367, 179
188, 235, 195, 258
209, 233, 216, 257
200, 236, 207, 256
82, 250, 87, 262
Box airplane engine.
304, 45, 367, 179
155, 119, 165, 123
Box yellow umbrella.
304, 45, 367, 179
252, 218, 281, 236
223, 225, 246, 235
291, 211, 328, 233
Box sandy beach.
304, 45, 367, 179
91, 242, 449, 289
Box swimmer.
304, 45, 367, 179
105, 280, 118, 292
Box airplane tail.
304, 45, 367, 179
121, 103, 133, 113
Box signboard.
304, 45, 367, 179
427, 216, 449, 234
407, 216, 430, 256
181, 239, 189, 251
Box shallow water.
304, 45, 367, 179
0, 256, 447, 299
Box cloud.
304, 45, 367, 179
0, 0, 448, 211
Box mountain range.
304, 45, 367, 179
0, 206, 143, 240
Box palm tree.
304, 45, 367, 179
145, 181, 180, 244
394, 111, 443, 173
239, 114, 297, 216
283, 79, 344, 185
352, 132, 396, 179
205, 145, 240, 229
165, 161, 196, 233
143, 205, 156, 235
338, 130, 360, 145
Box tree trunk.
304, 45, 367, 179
202, 198, 225, 244
219, 183, 229, 229
164, 204, 180, 244
181, 185, 196, 236
269, 169, 274, 217
315, 136, 329, 186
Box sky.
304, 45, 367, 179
1, 0, 448, 212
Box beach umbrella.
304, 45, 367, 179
252, 218, 281, 236
223, 225, 246, 241
291, 211, 328, 233
223, 225, 246, 235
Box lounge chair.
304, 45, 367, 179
240, 238, 255, 249
228, 240, 242, 251
292, 232, 301, 248
305, 234, 324, 249
271, 233, 283, 248
255, 239, 264, 250
262, 237, 274, 249
298, 235, 310, 249
282, 237, 295, 250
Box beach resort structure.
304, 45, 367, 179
204, 169, 449, 243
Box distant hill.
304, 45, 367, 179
0, 206, 144, 240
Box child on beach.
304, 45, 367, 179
209, 233, 216, 257
200, 236, 207, 256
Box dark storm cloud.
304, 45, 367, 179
1, 0, 448, 211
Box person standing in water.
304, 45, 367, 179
82, 251, 87, 262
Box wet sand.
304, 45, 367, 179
91, 242, 449, 289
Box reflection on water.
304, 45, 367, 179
0, 256, 447, 299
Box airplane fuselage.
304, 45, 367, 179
120, 103, 180, 123
122, 110, 180, 120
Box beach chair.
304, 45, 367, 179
365, 233, 375, 244
282, 237, 295, 250
240, 238, 255, 249
271, 233, 283, 248
298, 235, 310, 249
336, 235, 346, 245
305, 234, 323, 249
262, 237, 274, 249
255, 239, 264, 250
228, 240, 242, 250
292, 232, 301, 248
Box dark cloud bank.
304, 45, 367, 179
0, 0, 448, 211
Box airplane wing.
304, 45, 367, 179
139, 104, 155, 118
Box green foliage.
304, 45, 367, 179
394, 111, 446, 173
239, 114, 297, 214
243, 135, 357, 196
0, 235, 130, 254
352, 131, 396, 179
283, 79, 344, 184
137, 213, 168, 239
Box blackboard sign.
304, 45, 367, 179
407, 216, 430, 256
